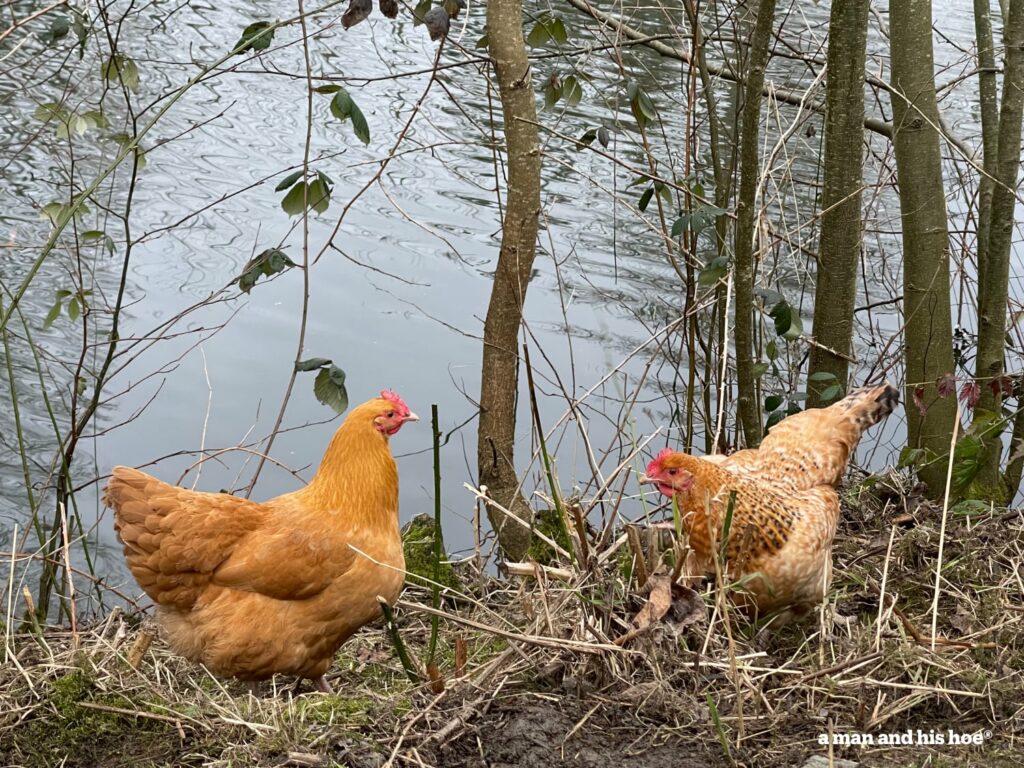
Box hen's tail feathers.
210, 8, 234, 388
741, 380, 899, 491
105, 466, 208, 610
833, 381, 900, 431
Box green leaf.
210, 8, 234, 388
657, 183, 672, 207
597, 126, 610, 147
897, 446, 926, 469
951, 434, 984, 493
296, 357, 332, 372
627, 80, 653, 130
413, 0, 432, 25
526, 19, 552, 46
81, 110, 108, 130
766, 340, 778, 360
82, 230, 115, 255
578, 128, 598, 147
306, 177, 332, 214
314, 365, 349, 414
313, 84, 342, 94
281, 182, 307, 216
951, 499, 991, 516
275, 170, 304, 192
670, 215, 688, 238
41, 202, 68, 227
752, 362, 769, 378
562, 75, 583, 106
233, 21, 275, 54
765, 410, 785, 429
764, 394, 783, 412
40, 16, 71, 45
820, 384, 842, 401
43, 300, 62, 330
475, 33, 489, 48
66, 297, 80, 322
238, 248, 296, 292
769, 300, 803, 340
637, 186, 653, 212
102, 55, 139, 91
72, 10, 88, 58
808, 371, 837, 382
330, 90, 370, 145
549, 18, 568, 45
698, 256, 729, 287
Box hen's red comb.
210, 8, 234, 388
380, 389, 411, 415
646, 446, 674, 475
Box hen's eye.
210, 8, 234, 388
386, 410, 395, 418
667, 469, 678, 475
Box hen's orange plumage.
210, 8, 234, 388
105, 391, 418, 690
642, 383, 898, 621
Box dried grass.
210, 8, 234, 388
2, 477, 1022, 767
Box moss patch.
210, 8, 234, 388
402, 513, 459, 592
525, 508, 572, 565
7, 670, 180, 768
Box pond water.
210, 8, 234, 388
0, 0, 996, 612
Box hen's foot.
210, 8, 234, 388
314, 675, 334, 694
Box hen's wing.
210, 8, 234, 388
106, 466, 349, 609
721, 383, 897, 490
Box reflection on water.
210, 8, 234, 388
0, 0, 990, 608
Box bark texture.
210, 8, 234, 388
807, 0, 870, 408
889, 0, 959, 495
733, 0, 777, 448
477, 0, 541, 560
971, 0, 1024, 497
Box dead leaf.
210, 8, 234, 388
354, 646, 391, 665
950, 605, 974, 635
663, 583, 706, 635
426, 663, 445, 694
454, 635, 467, 677
631, 574, 674, 630
615, 575, 705, 645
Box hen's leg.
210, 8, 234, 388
314, 675, 334, 694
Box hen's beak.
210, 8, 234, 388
404, 412, 420, 423
638, 473, 655, 485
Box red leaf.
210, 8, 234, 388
912, 385, 927, 417
959, 381, 981, 408
988, 375, 1015, 398
936, 372, 957, 398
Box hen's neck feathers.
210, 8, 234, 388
301, 407, 399, 524
672, 454, 796, 563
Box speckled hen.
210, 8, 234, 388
641, 383, 898, 622
104, 391, 418, 692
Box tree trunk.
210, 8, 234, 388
973, 0, 999, 267
733, 0, 777, 448
971, 0, 1024, 499
807, 0, 870, 408
477, 0, 541, 560
889, 0, 959, 496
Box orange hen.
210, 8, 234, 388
641, 383, 898, 622
105, 390, 418, 691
